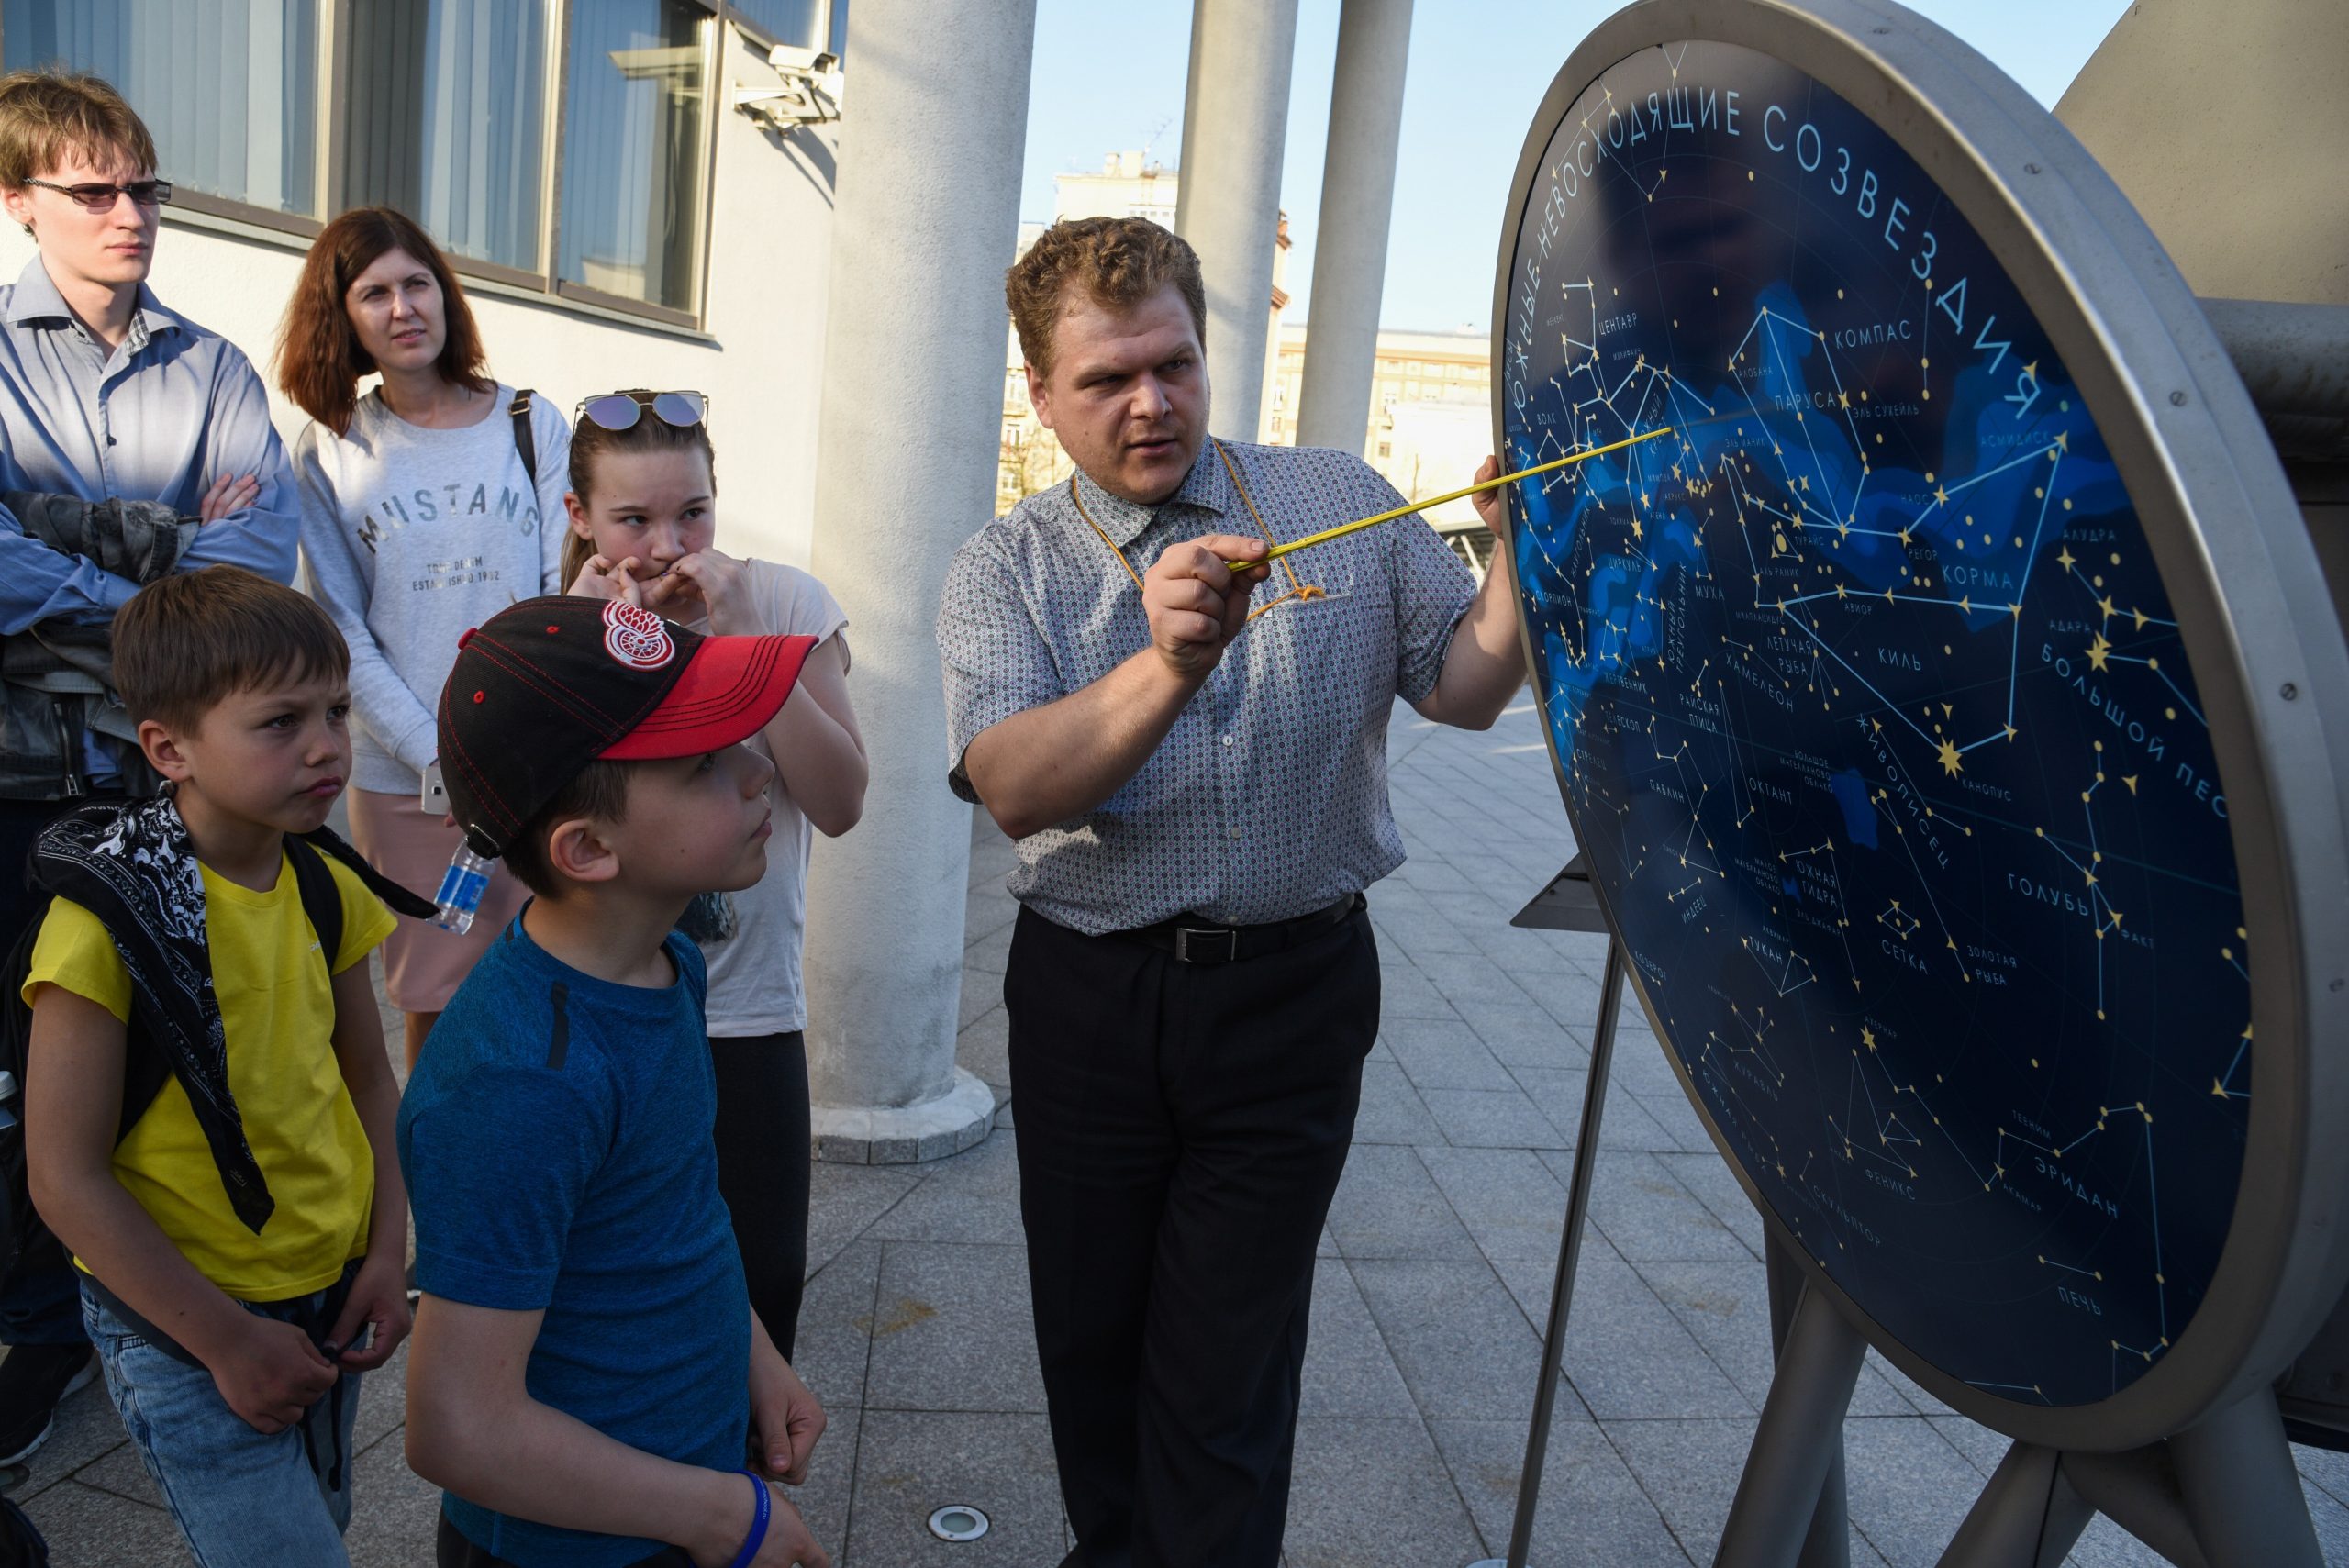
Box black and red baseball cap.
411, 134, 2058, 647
437, 595, 817, 859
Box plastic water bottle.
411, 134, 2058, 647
432, 845, 495, 934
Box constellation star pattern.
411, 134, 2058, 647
1499, 42, 2248, 1408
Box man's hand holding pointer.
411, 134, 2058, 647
1143, 535, 1269, 683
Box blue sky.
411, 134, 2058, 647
1019, 0, 2134, 332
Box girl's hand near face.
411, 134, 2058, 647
571, 553, 646, 606
651, 549, 759, 635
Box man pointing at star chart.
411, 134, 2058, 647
936, 215, 1530, 1568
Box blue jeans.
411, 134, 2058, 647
81, 1274, 361, 1568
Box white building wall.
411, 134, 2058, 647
0, 22, 840, 569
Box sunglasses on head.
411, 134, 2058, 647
576, 390, 707, 432
23, 176, 173, 212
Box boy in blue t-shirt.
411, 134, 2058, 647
399, 597, 829, 1568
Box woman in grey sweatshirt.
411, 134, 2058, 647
278, 207, 571, 1067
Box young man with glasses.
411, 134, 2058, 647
0, 67, 298, 1465
937, 216, 1525, 1568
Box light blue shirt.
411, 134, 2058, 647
0, 253, 298, 635
938, 439, 1478, 935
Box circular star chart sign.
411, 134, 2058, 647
1493, 0, 2349, 1449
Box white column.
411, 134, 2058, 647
1294, 0, 1413, 455
800, 0, 1036, 1163
1174, 0, 1302, 443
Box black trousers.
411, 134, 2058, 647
1006, 902, 1379, 1568
0, 794, 119, 1351
710, 1031, 812, 1362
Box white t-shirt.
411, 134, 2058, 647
294, 384, 572, 795
675, 559, 850, 1037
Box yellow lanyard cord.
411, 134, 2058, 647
1068, 440, 1325, 622
1211, 441, 1325, 617
1070, 478, 1146, 592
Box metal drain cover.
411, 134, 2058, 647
927, 1504, 990, 1542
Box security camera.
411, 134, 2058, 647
739, 42, 841, 129
766, 44, 839, 76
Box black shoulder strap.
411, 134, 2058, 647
298, 824, 437, 920
283, 837, 346, 981
509, 389, 539, 489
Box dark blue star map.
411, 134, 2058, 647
1499, 40, 2249, 1407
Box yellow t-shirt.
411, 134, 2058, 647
22, 852, 397, 1303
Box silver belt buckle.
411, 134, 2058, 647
1174, 925, 1236, 963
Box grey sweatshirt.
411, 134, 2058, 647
295, 385, 572, 795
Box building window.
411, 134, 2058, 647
340, 0, 551, 275
1376, 440, 1392, 458
729, 0, 823, 50
3, 0, 323, 219
6, 0, 754, 328
558, 0, 714, 314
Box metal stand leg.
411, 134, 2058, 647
2170, 1387, 2323, 1567
1766, 1237, 1850, 1568
1714, 1281, 1867, 1568
1934, 1387, 2321, 1568
1471, 938, 1628, 1568
2058, 1446, 2207, 1568
1932, 1441, 2094, 1568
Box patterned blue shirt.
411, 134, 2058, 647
938, 439, 1477, 935
0, 254, 298, 634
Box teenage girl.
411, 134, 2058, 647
279, 206, 569, 1070
562, 390, 866, 1358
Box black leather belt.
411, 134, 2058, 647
1121, 893, 1364, 964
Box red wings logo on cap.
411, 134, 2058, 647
602, 602, 676, 671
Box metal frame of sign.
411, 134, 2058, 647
1488, 0, 2349, 1453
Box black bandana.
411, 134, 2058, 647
35, 798, 271, 1231
28, 800, 433, 1235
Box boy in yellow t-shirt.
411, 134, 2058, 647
21, 567, 410, 1565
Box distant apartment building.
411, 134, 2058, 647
1051, 147, 1180, 228
1267, 321, 1491, 519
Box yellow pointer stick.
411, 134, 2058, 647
1223, 425, 1675, 573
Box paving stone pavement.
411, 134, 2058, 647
15, 699, 2349, 1564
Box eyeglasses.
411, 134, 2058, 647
22, 177, 173, 212
576, 390, 707, 432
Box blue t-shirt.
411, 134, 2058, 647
397, 920, 749, 1568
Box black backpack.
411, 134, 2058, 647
0, 829, 418, 1283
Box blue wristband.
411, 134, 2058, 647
726, 1468, 771, 1568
